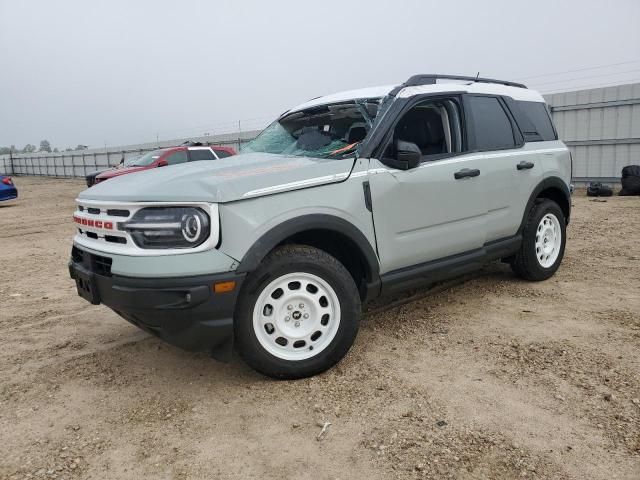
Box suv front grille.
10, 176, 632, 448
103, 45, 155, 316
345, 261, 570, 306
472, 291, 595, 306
74, 202, 130, 247
73, 199, 217, 255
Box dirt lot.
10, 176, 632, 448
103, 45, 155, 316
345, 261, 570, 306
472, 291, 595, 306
0, 176, 638, 480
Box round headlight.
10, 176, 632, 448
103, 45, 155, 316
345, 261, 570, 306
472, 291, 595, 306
181, 213, 202, 243
123, 206, 211, 249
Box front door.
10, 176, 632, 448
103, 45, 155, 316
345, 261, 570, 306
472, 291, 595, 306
367, 96, 489, 274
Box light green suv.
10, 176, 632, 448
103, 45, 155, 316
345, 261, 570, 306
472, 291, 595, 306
69, 74, 571, 379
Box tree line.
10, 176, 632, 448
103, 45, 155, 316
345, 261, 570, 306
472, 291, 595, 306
0, 140, 89, 155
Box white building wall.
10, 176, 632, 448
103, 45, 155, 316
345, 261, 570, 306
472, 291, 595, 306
545, 82, 640, 182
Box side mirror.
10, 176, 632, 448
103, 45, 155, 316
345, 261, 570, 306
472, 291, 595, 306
393, 140, 421, 170
157, 159, 168, 167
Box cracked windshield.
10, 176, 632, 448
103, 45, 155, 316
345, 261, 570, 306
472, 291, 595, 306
243, 100, 380, 158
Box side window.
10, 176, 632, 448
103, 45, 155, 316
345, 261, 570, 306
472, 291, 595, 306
164, 150, 188, 165
511, 101, 557, 142
213, 148, 232, 159
188, 149, 215, 161
467, 96, 517, 150
388, 97, 463, 161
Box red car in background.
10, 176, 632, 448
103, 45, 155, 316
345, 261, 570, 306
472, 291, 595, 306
93, 144, 236, 185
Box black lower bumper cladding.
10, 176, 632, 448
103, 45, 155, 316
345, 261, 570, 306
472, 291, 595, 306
69, 247, 245, 360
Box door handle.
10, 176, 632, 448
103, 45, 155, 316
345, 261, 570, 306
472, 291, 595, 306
454, 168, 480, 179
517, 161, 535, 170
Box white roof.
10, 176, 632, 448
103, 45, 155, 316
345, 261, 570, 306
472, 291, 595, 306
397, 81, 545, 102
289, 79, 544, 113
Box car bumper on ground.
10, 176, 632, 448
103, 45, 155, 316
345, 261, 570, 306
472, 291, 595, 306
68, 246, 245, 360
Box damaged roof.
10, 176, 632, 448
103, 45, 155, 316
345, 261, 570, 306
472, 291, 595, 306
290, 85, 396, 113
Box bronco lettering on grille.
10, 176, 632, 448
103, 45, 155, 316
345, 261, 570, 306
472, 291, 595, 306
73, 215, 114, 230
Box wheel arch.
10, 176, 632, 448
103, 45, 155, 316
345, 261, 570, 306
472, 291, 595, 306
519, 177, 571, 233
236, 214, 381, 300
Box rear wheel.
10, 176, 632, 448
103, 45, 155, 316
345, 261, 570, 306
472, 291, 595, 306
235, 245, 361, 379
511, 199, 566, 281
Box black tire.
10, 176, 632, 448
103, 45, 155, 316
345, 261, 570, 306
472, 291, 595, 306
620, 174, 640, 196
511, 199, 566, 281
235, 244, 361, 379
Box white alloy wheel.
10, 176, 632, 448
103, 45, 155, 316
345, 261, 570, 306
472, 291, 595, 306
535, 213, 562, 268
252, 272, 341, 361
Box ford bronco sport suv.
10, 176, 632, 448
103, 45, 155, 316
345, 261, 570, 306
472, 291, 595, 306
69, 74, 571, 379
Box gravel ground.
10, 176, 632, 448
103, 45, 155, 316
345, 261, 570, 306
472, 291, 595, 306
0, 176, 639, 480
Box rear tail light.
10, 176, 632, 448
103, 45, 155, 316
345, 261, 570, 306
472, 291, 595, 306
2, 177, 12, 185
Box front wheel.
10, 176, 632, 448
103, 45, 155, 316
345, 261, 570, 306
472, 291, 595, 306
511, 199, 566, 281
235, 245, 361, 379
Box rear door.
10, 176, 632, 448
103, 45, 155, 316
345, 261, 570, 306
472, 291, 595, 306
463, 94, 531, 241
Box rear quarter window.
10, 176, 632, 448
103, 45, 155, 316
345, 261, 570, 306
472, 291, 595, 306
510, 101, 558, 142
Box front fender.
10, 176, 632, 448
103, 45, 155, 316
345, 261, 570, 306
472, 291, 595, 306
235, 213, 380, 280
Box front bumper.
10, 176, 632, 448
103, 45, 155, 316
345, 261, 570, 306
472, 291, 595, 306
69, 246, 245, 360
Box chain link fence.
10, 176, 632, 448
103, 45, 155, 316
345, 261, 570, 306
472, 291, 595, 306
0, 130, 261, 178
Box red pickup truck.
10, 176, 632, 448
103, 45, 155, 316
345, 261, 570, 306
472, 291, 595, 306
94, 144, 236, 184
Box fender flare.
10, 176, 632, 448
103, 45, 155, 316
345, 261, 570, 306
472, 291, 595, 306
235, 214, 380, 282
519, 177, 571, 233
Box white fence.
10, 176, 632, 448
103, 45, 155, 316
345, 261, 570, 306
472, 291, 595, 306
0, 130, 261, 177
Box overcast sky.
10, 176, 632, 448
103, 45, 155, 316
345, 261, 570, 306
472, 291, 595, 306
1, 0, 639, 149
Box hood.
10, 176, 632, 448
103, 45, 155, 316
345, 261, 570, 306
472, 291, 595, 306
96, 165, 150, 179
79, 153, 354, 203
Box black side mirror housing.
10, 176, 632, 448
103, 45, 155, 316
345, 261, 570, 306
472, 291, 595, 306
392, 140, 421, 170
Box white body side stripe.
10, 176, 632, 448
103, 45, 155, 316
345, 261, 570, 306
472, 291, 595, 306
242, 172, 350, 198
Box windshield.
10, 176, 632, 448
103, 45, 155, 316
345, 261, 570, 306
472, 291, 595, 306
130, 150, 163, 166
243, 100, 380, 158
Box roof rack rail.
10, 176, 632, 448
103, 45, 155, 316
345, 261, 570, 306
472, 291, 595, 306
404, 74, 527, 89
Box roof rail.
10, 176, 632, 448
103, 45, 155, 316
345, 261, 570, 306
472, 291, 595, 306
404, 74, 527, 89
